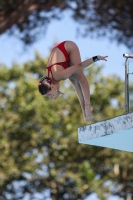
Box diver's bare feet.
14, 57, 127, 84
84, 104, 93, 122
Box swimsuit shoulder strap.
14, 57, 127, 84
47, 66, 51, 77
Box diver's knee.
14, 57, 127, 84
69, 75, 78, 84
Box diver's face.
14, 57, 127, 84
46, 83, 59, 99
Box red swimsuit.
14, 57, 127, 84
47, 41, 70, 81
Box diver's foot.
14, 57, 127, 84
84, 104, 93, 122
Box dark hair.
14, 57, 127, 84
38, 76, 52, 95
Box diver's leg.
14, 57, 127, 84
66, 41, 93, 121
69, 75, 86, 120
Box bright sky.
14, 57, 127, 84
0, 12, 130, 81
0, 11, 128, 200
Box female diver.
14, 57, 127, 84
38, 41, 108, 121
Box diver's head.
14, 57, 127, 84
38, 76, 52, 95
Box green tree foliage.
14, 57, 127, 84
1, 0, 133, 48
0, 53, 132, 200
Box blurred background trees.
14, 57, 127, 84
0, 0, 133, 200
0, 0, 133, 48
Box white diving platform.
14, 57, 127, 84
78, 112, 133, 152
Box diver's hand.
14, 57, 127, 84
98, 56, 108, 61
54, 90, 64, 100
